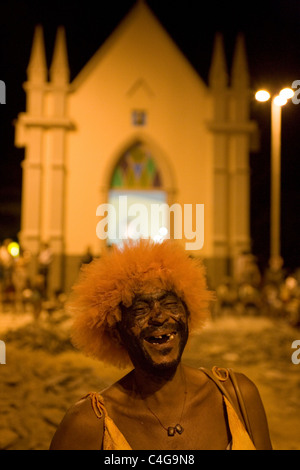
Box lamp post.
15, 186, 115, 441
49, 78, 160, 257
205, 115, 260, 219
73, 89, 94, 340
255, 87, 294, 262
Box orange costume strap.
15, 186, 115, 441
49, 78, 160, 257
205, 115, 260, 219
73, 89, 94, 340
84, 392, 132, 450
85, 391, 104, 419
200, 366, 255, 449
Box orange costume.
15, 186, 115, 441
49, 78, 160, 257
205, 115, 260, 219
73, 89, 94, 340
86, 367, 256, 451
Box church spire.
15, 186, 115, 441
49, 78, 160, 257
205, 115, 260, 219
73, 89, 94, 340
50, 26, 70, 84
27, 25, 47, 83
231, 33, 249, 90
209, 33, 228, 89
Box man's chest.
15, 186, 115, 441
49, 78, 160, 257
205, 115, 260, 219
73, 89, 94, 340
106, 390, 230, 450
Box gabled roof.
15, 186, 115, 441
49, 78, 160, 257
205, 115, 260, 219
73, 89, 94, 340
71, 1, 207, 91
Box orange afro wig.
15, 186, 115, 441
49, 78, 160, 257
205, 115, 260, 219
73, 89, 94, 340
69, 239, 214, 368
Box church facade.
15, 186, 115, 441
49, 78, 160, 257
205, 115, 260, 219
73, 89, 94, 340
14, 2, 257, 293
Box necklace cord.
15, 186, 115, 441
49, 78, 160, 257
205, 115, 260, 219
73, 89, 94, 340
135, 368, 187, 435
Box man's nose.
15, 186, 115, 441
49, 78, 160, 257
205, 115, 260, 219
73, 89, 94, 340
148, 301, 168, 325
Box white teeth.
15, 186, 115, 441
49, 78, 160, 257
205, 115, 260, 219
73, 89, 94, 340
169, 334, 174, 340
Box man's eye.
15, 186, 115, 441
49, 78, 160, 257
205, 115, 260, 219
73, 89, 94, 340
162, 301, 179, 308
133, 305, 149, 314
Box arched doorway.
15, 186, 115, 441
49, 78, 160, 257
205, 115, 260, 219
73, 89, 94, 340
107, 141, 169, 245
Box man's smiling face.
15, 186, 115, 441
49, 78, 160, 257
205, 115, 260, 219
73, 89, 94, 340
117, 288, 189, 374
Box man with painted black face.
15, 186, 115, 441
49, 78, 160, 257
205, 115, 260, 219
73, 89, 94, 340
119, 289, 189, 375
50, 240, 272, 450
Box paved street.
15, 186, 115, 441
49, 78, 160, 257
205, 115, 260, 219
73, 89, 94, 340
0, 308, 299, 450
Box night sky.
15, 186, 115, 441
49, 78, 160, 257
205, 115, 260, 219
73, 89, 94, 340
0, 0, 299, 272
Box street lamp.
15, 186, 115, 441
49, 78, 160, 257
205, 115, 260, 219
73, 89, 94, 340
255, 87, 294, 263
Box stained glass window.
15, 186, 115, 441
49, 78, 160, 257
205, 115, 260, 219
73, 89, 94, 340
110, 142, 162, 189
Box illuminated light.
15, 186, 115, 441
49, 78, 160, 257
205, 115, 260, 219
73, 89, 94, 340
8, 242, 20, 257
153, 227, 169, 243
153, 226, 169, 243
279, 88, 294, 100
286, 276, 297, 290
158, 227, 168, 237
273, 95, 287, 106
255, 90, 270, 102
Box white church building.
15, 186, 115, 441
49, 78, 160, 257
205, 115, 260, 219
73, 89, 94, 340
14, 1, 257, 293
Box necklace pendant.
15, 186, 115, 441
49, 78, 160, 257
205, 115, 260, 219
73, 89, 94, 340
175, 424, 184, 434
167, 426, 176, 436
167, 424, 184, 436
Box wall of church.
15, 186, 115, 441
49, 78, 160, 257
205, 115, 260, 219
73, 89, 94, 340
65, 4, 214, 261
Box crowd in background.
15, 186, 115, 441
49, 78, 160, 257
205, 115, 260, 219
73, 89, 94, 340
0, 239, 54, 320
214, 252, 300, 327
0, 239, 300, 327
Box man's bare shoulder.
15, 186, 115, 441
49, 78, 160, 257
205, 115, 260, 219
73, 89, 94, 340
49, 395, 104, 450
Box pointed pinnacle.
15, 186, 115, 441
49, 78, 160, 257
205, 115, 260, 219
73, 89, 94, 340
209, 33, 228, 89
50, 26, 70, 84
27, 25, 47, 83
231, 33, 250, 90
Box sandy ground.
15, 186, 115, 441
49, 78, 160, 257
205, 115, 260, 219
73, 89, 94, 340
0, 308, 299, 450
